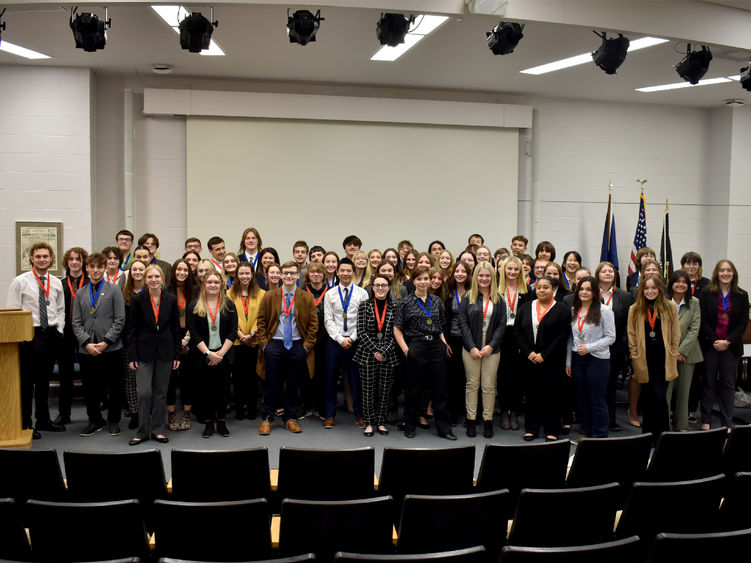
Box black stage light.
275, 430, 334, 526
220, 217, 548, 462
675, 44, 712, 85
377, 13, 415, 47
485, 21, 524, 55
592, 31, 629, 74
179, 9, 218, 53
70, 7, 111, 52
287, 9, 324, 45
740, 61, 751, 92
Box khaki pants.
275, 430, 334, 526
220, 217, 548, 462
462, 349, 501, 421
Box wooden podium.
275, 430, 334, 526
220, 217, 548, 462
0, 308, 34, 448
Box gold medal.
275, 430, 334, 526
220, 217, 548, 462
426, 319, 433, 326
342, 312, 347, 319
722, 313, 729, 320
90, 307, 95, 315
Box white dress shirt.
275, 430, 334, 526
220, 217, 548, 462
6, 270, 65, 334
323, 282, 369, 344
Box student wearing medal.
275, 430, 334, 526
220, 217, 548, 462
228, 261, 265, 421
565, 276, 615, 438
207, 236, 227, 272
126, 264, 181, 445
72, 253, 126, 437
122, 258, 147, 428
102, 246, 127, 290
393, 265, 456, 440
354, 274, 401, 436
444, 260, 471, 426
627, 274, 680, 439
497, 256, 531, 431
187, 271, 238, 438
303, 260, 328, 417
116, 229, 135, 271
514, 275, 570, 442
699, 260, 749, 430
238, 227, 262, 271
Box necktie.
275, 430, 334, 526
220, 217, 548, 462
283, 293, 293, 350
39, 276, 48, 329
343, 287, 349, 331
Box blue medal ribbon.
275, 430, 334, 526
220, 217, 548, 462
89, 281, 105, 311
454, 291, 461, 309
416, 295, 433, 322
120, 253, 131, 271
227, 277, 233, 289
721, 292, 731, 314
338, 285, 353, 314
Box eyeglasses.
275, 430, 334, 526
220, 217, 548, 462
373, 283, 389, 289
117, 237, 132, 242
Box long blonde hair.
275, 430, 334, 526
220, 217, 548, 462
497, 256, 528, 296
632, 274, 674, 323
193, 271, 231, 317
468, 261, 499, 305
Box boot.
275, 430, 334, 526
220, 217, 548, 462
484, 420, 494, 438
202, 421, 215, 438
500, 411, 511, 430
216, 420, 230, 437
466, 419, 476, 438
168, 412, 180, 432
509, 412, 520, 430
180, 411, 191, 430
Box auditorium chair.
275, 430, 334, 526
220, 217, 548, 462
499, 536, 642, 563
644, 428, 727, 482
722, 424, 751, 476
0, 497, 31, 561
645, 528, 751, 562
0, 447, 66, 504
335, 546, 486, 563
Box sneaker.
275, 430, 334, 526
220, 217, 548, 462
107, 422, 121, 436
80, 421, 104, 437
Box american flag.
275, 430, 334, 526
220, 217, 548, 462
628, 192, 647, 274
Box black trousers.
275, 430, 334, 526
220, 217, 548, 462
55, 326, 77, 418
445, 333, 466, 423
607, 350, 629, 425
79, 351, 123, 424
20, 327, 60, 428
524, 362, 563, 437
198, 359, 231, 422
167, 351, 195, 407
404, 338, 451, 435
498, 326, 524, 413
701, 347, 739, 427
232, 345, 259, 415
263, 340, 306, 422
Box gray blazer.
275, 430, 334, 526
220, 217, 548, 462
72, 280, 126, 354
677, 296, 703, 365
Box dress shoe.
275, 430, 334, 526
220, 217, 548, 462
396, 421, 407, 431
53, 414, 71, 426
151, 434, 169, 443
286, 419, 302, 433
36, 420, 65, 432
377, 426, 389, 436
500, 412, 510, 430
216, 421, 230, 437
483, 421, 494, 439
404, 428, 416, 438
356, 417, 367, 429
523, 433, 536, 441
418, 418, 430, 429
128, 415, 139, 429
202, 422, 215, 438
509, 413, 520, 431
363, 426, 374, 437
258, 419, 271, 435
129, 437, 144, 446
466, 420, 476, 438
323, 417, 335, 429
32, 430, 42, 440
80, 421, 105, 437
108, 423, 121, 436
441, 432, 458, 441
609, 422, 622, 432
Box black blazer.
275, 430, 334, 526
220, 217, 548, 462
626, 272, 640, 293
606, 288, 633, 360
699, 288, 749, 357
458, 294, 506, 353
126, 290, 181, 363
691, 277, 710, 298
186, 299, 239, 365
514, 300, 570, 367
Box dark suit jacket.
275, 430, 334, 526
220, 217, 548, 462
458, 293, 506, 353
186, 299, 239, 366
699, 288, 750, 357
126, 290, 181, 363
514, 299, 570, 369
607, 288, 634, 361
691, 277, 710, 298
626, 272, 639, 293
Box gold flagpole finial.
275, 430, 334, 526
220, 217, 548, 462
608, 180, 613, 195
665, 198, 669, 212
636, 178, 647, 194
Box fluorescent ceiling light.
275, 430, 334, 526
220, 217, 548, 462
151, 4, 225, 56
0, 40, 50, 59
635, 76, 732, 93
521, 36, 669, 75
370, 14, 448, 62
727, 74, 741, 81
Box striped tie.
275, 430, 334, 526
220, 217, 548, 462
39, 276, 48, 329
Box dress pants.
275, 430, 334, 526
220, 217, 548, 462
667, 361, 695, 430
462, 349, 500, 422
701, 347, 739, 428
199, 359, 231, 422
445, 334, 466, 423
572, 354, 609, 438
19, 327, 61, 428
359, 359, 395, 427
231, 345, 258, 416
263, 339, 306, 422
55, 326, 77, 418
404, 338, 451, 435
79, 352, 123, 424
324, 337, 362, 419
498, 326, 524, 414
606, 351, 628, 426
524, 363, 562, 438
135, 360, 172, 439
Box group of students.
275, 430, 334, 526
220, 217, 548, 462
7, 228, 748, 444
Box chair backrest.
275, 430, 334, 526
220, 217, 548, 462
277, 447, 375, 501
508, 482, 621, 547
646, 528, 751, 563
397, 490, 512, 558
25, 498, 149, 562
171, 448, 271, 502
645, 428, 727, 482
63, 449, 167, 504
616, 474, 726, 540
500, 536, 642, 563
0, 448, 66, 503
335, 546, 487, 563
153, 498, 271, 561
475, 442, 570, 501
0, 497, 31, 561
722, 425, 751, 476
379, 446, 475, 523
566, 434, 653, 503
719, 472, 751, 532
279, 496, 393, 561
158, 556, 316, 563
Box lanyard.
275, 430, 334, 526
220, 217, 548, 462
416, 295, 433, 323
506, 286, 518, 313
245, 251, 259, 270
454, 290, 461, 309
282, 291, 296, 318
600, 289, 613, 307
106, 270, 120, 284
89, 281, 105, 312
576, 309, 589, 335
33, 268, 50, 299
177, 289, 186, 312
211, 258, 223, 271
121, 253, 131, 271
647, 306, 658, 332
68, 276, 84, 317
721, 292, 731, 314
536, 299, 554, 323
306, 284, 328, 306
150, 292, 161, 326
374, 299, 388, 332
241, 295, 249, 319
338, 285, 353, 316
482, 294, 492, 320
208, 298, 220, 326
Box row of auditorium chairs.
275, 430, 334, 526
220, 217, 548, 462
1, 427, 750, 512
2, 477, 751, 562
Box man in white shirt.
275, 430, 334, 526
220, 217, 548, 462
207, 236, 226, 272
322, 258, 369, 429
6, 242, 67, 438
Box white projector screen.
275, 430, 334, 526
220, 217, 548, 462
187, 116, 518, 262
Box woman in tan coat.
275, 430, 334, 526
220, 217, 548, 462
627, 274, 680, 439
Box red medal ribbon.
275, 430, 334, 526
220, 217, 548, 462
208, 298, 220, 325
241, 295, 249, 319
506, 286, 518, 313
306, 284, 328, 306
482, 294, 492, 320
106, 270, 120, 284
33, 268, 50, 299
211, 258, 223, 271
647, 306, 658, 332
149, 292, 161, 326
177, 289, 186, 311
374, 298, 388, 332
600, 289, 613, 307
536, 299, 555, 323
282, 291, 296, 318
67, 276, 84, 317
577, 309, 590, 333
